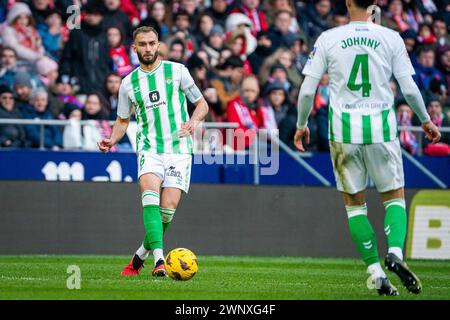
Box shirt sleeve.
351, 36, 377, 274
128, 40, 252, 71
180, 64, 203, 103
116, 80, 133, 119
180, 65, 196, 91
392, 33, 416, 79
302, 34, 328, 80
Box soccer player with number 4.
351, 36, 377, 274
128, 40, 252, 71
294, 0, 441, 295
98, 26, 209, 277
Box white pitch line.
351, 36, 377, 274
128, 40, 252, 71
0, 275, 50, 281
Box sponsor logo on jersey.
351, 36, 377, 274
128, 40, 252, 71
149, 90, 160, 102
146, 90, 166, 109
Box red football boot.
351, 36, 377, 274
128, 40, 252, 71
120, 254, 145, 277
152, 259, 167, 277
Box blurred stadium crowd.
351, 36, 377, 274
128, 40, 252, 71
0, 0, 449, 154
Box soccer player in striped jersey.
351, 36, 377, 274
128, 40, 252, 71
294, 0, 441, 295
98, 26, 209, 277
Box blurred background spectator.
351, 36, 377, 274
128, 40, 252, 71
1, 2, 45, 63
0, 0, 448, 155
22, 88, 62, 150
0, 84, 27, 148
0, 46, 18, 88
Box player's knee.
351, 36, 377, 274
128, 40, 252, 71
141, 190, 160, 207
160, 208, 176, 223
342, 191, 366, 206
381, 187, 404, 203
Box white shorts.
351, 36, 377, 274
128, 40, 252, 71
329, 139, 404, 195
137, 152, 192, 193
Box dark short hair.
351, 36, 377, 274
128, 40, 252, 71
170, 38, 186, 51
174, 9, 190, 21
133, 26, 159, 41
426, 95, 441, 106
1, 46, 17, 58
418, 45, 435, 56
83, 1, 105, 15
222, 56, 244, 69
352, 0, 376, 9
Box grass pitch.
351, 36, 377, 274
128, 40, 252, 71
0, 255, 449, 300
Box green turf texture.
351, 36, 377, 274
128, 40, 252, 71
1, 255, 449, 300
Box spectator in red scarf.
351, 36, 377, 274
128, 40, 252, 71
225, 30, 253, 75
231, 0, 269, 35
107, 26, 133, 77
1, 2, 45, 62
226, 75, 263, 150
396, 102, 420, 155
382, 0, 413, 33
417, 23, 436, 44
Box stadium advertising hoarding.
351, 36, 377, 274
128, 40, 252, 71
407, 190, 450, 260
0, 150, 449, 188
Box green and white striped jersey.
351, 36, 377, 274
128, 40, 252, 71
303, 21, 416, 144
117, 60, 200, 153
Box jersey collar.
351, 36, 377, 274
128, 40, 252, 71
139, 60, 163, 74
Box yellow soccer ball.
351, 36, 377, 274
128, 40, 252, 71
165, 248, 198, 281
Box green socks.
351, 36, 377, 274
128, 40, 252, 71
141, 193, 177, 250
141, 190, 163, 251
346, 204, 380, 266
346, 199, 407, 267
383, 198, 407, 252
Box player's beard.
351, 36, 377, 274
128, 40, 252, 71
137, 51, 158, 66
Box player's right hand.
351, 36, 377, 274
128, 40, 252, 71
98, 138, 113, 153
422, 121, 441, 144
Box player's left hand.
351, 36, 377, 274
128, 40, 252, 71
178, 121, 195, 137
294, 127, 310, 152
